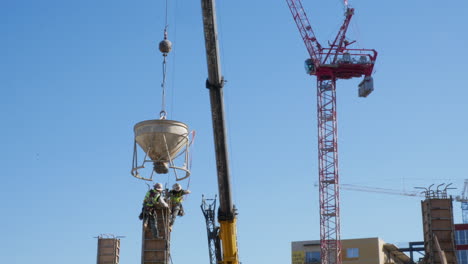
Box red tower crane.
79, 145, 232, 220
285, 1, 378, 264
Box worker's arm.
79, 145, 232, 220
159, 196, 169, 208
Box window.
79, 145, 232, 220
457, 230, 468, 245
346, 248, 359, 258
305, 251, 321, 263
457, 250, 468, 264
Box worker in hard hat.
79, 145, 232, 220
168, 183, 191, 227
139, 183, 168, 237
143, 183, 168, 209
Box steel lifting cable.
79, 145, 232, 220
164, 0, 168, 29
185, 176, 191, 200
165, 162, 171, 191
159, 0, 172, 119
160, 48, 168, 119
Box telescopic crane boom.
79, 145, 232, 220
200, 0, 239, 264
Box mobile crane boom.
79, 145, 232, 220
200, 0, 239, 263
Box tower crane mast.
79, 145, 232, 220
286, 1, 378, 264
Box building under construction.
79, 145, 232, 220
292, 238, 411, 264
140, 208, 171, 264
96, 234, 121, 264
290, 184, 461, 264
455, 224, 468, 264
96, 0, 466, 263
420, 186, 458, 264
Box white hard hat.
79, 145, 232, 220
172, 183, 182, 191
154, 183, 163, 191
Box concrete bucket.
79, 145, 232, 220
134, 119, 188, 161
132, 119, 190, 178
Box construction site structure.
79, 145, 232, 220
454, 224, 468, 264
129, 2, 195, 263
131, 118, 193, 182
201, 195, 221, 264
96, 234, 121, 264
399, 241, 425, 264
285, 1, 377, 264
419, 184, 458, 264
141, 207, 171, 264
292, 238, 411, 264
455, 180, 468, 224
325, 183, 425, 198
130, 0, 194, 183
200, 0, 240, 263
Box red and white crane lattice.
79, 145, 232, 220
285, 1, 378, 264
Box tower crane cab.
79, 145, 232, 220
305, 58, 316, 75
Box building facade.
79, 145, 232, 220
455, 224, 468, 264
292, 238, 411, 264
421, 198, 457, 264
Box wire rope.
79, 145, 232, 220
170, 0, 179, 119
160, 53, 168, 118
159, 0, 170, 119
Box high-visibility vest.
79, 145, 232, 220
144, 190, 161, 206
170, 190, 184, 203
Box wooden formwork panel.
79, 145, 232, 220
429, 210, 453, 218
433, 253, 457, 263
431, 219, 454, 230
99, 256, 118, 263
429, 199, 451, 207
143, 251, 166, 261
99, 239, 117, 246
141, 207, 171, 264
97, 238, 120, 264
144, 240, 166, 250
421, 198, 457, 264
99, 247, 117, 254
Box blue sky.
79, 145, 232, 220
1, 0, 468, 263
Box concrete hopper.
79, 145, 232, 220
131, 119, 192, 181
134, 119, 189, 162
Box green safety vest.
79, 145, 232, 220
170, 190, 184, 203
144, 190, 161, 207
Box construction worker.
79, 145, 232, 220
168, 183, 191, 227
139, 183, 168, 238
146, 183, 168, 205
